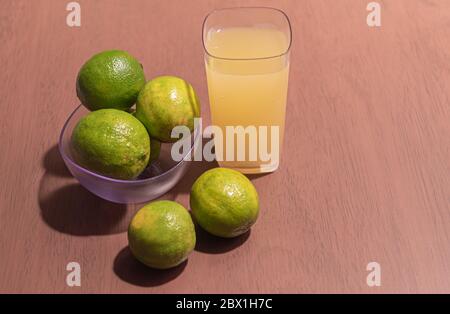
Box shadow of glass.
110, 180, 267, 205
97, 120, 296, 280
42, 144, 71, 177
194, 224, 251, 254
246, 172, 272, 181
171, 159, 219, 196
113, 246, 187, 287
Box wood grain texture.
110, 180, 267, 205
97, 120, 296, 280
0, 0, 449, 293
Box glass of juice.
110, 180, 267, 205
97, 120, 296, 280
203, 7, 292, 174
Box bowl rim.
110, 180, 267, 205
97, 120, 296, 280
58, 104, 199, 185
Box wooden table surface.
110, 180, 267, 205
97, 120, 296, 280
1, 0, 449, 293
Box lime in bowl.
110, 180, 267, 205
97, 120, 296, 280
58, 105, 200, 204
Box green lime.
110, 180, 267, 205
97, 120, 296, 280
149, 138, 161, 163
131, 109, 162, 162
190, 168, 259, 238
71, 109, 150, 180
76, 50, 146, 111
135, 76, 201, 142
128, 200, 196, 269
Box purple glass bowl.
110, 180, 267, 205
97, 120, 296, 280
58, 105, 199, 204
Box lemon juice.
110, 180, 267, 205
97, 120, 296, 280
205, 26, 290, 173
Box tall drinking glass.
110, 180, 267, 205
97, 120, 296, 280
203, 7, 292, 174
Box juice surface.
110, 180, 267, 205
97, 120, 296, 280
205, 27, 290, 173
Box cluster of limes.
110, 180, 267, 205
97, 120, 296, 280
73, 50, 200, 180
71, 50, 259, 269
129, 167, 259, 269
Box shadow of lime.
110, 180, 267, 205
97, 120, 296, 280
194, 223, 251, 254
113, 246, 187, 287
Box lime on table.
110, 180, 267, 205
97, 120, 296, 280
76, 50, 146, 111
190, 168, 260, 238
128, 200, 196, 269
71, 109, 150, 180
135, 76, 201, 142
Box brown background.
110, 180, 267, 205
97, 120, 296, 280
0, 0, 449, 293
